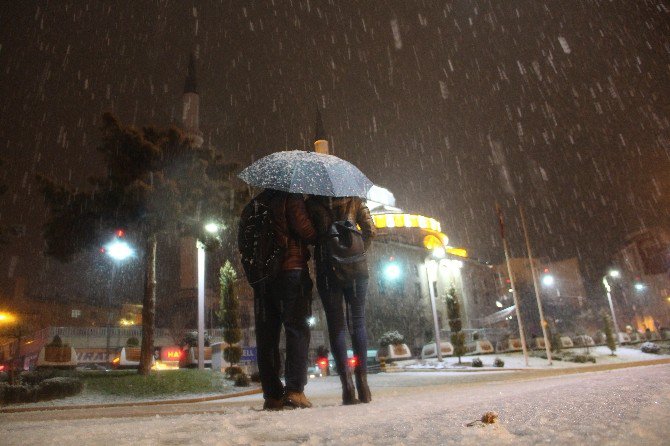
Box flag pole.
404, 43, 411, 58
496, 203, 529, 367
519, 205, 552, 365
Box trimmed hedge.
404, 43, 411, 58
471, 357, 483, 367
0, 377, 83, 404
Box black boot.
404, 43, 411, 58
341, 370, 359, 405
355, 368, 371, 403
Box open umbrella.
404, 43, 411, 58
238, 150, 373, 198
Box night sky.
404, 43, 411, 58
1, 1, 669, 298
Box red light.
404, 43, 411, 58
543, 268, 549, 273
505, 278, 510, 284
316, 357, 328, 368
99, 248, 106, 253
348, 356, 358, 369
115, 229, 125, 238
0, 365, 5, 372
389, 256, 395, 261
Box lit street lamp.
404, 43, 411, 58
423, 247, 448, 362
602, 270, 622, 346
197, 222, 222, 370
103, 233, 134, 363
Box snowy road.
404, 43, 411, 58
2, 363, 669, 445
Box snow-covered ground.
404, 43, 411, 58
404, 345, 669, 370
2, 362, 669, 445
3, 346, 665, 411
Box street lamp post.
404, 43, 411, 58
426, 257, 443, 362
197, 222, 221, 370
103, 235, 134, 364
603, 271, 622, 346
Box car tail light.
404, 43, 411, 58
317, 357, 328, 368
348, 356, 358, 369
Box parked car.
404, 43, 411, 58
327, 349, 380, 375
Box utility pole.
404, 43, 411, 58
519, 206, 552, 365
496, 204, 529, 367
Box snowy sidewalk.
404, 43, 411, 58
1, 362, 669, 445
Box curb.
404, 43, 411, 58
0, 387, 263, 414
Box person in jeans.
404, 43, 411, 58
254, 190, 317, 410
307, 196, 376, 404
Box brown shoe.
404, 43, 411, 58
263, 397, 284, 411
283, 391, 313, 408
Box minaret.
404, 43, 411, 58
182, 53, 204, 148
313, 106, 329, 154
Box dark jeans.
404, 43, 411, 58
254, 269, 312, 400
317, 275, 369, 375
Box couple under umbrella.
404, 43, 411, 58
238, 150, 376, 409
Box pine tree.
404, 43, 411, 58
218, 261, 243, 373
446, 287, 466, 364
603, 313, 617, 355
39, 113, 243, 375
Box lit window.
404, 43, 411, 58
71, 309, 81, 318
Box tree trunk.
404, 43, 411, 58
138, 234, 157, 375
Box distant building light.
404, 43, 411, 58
372, 213, 443, 234
608, 269, 621, 278
307, 316, 317, 327
634, 282, 646, 291
71, 309, 81, 319
446, 247, 468, 258
496, 301, 503, 308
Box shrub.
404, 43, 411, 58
21, 369, 57, 386
234, 373, 251, 387
126, 337, 140, 347
224, 345, 243, 364
225, 365, 244, 379
379, 330, 405, 347
0, 371, 8, 383
493, 357, 505, 368
250, 372, 261, 383
181, 331, 211, 348
572, 354, 596, 364
36, 377, 83, 400
472, 357, 483, 367
1, 383, 36, 404
640, 342, 661, 354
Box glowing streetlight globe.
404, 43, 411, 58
384, 263, 401, 281
634, 282, 646, 291
204, 222, 220, 234
541, 274, 555, 287
105, 240, 133, 261
608, 270, 621, 278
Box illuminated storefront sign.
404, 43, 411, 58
160, 346, 183, 362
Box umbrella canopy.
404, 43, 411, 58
238, 150, 373, 198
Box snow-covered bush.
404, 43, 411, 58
472, 357, 483, 367
640, 342, 661, 354
234, 373, 250, 387
1, 383, 36, 404
225, 365, 244, 379
572, 354, 596, 363
379, 330, 405, 347
36, 377, 83, 400
493, 357, 505, 368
